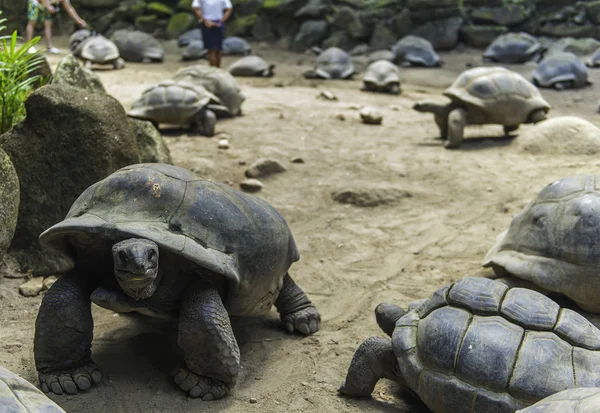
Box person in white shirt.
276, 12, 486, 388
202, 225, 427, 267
192, 0, 232, 68
26, 0, 87, 54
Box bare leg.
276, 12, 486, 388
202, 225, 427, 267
338, 337, 399, 397
445, 108, 467, 149
207, 50, 217, 67
215, 50, 221, 68
175, 284, 239, 400
26, 21, 36, 42
274, 273, 320, 335
44, 21, 53, 49
34, 272, 101, 395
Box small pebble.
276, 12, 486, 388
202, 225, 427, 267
291, 156, 305, 164
360, 107, 383, 125
19, 277, 44, 297
348, 104, 361, 110
279, 112, 285, 119
240, 179, 264, 193
42, 275, 58, 290
238, 160, 247, 165
334, 113, 345, 121
389, 105, 402, 111
218, 139, 230, 149
249, 397, 257, 404
245, 158, 286, 179
319, 90, 338, 101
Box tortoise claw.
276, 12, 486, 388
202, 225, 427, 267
173, 367, 230, 400
39, 362, 101, 395
281, 305, 321, 336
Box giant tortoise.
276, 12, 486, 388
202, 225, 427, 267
532, 52, 591, 90
109, 29, 164, 63
413, 66, 550, 149
34, 163, 321, 400
303, 47, 356, 80
517, 388, 600, 413
339, 276, 600, 413
70, 30, 125, 70
362, 60, 401, 94
0, 365, 65, 412
128, 80, 223, 136
483, 174, 600, 314
228, 56, 275, 77
483, 32, 545, 64
391, 35, 441, 67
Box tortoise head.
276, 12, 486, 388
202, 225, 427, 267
112, 238, 160, 300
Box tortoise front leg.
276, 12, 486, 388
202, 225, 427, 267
338, 336, 399, 397
176, 283, 239, 400
274, 273, 321, 336
34, 272, 101, 395
445, 108, 468, 149
434, 112, 448, 140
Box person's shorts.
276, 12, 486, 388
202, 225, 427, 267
28, 1, 53, 23
201, 22, 224, 50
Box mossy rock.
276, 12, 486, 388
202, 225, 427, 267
295, 0, 332, 18
177, 0, 194, 11
129, 119, 172, 164
470, 4, 533, 26
0, 148, 19, 267
166, 12, 196, 38
226, 14, 257, 36
261, 0, 308, 15
459, 24, 507, 48
135, 14, 159, 33
113, 0, 147, 20
407, 0, 459, 9
322, 30, 359, 50
51, 54, 107, 93
146, 2, 175, 17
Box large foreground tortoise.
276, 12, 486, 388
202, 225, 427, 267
517, 388, 600, 413
413, 66, 550, 149
0, 365, 65, 412
483, 174, 600, 314
339, 277, 600, 413
34, 163, 321, 400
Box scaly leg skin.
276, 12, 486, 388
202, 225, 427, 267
434, 112, 448, 140
34, 272, 101, 395
201, 110, 217, 137
176, 284, 239, 400
90, 287, 175, 320
338, 337, 399, 397
445, 108, 467, 149
503, 125, 519, 137
274, 273, 321, 336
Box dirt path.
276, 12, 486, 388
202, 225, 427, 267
2, 37, 600, 413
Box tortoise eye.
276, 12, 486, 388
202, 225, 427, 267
148, 249, 156, 260
118, 250, 128, 262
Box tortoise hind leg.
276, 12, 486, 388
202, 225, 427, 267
445, 108, 467, 149
338, 337, 399, 397
176, 284, 239, 400
503, 125, 519, 137
274, 273, 320, 336
34, 272, 101, 395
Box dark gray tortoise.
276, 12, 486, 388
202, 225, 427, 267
222, 36, 252, 56
303, 47, 356, 80
413, 66, 550, 149
0, 365, 66, 412
517, 388, 600, 413
483, 175, 600, 314
391, 35, 440, 67
339, 276, 600, 413
34, 163, 320, 400
483, 32, 545, 64
532, 52, 591, 90
362, 60, 401, 94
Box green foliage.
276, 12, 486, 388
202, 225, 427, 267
0, 11, 48, 134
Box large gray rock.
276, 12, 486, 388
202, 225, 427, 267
1, 85, 140, 275
469, 4, 533, 26
322, 31, 359, 51
0, 149, 19, 267
369, 25, 397, 50
332, 6, 368, 39
50, 54, 106, 93
587, 0, 600, 25
460, 24, 508, 48
293, 20, 328, 51
548, 37, 600, 56
71, 0, 119, 7
294, 0, 332, 18
411, 16, 463, 50
389, 9, 413, 38
129, 119, 173, 164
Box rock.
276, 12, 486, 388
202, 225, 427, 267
319, 90, 338, 101
548, 37, 600, 56
332, 6, 368, 39
350, 44, 369, 56
135, 15, 159, 33
369, 25, 397, 50
515, 117, 600, 155
245, 158, 286, 178
469, 4, 533, 26
128, 119, 172, 164
538, 24, 599, 39
322, 31, 358, 51
240, 179, 264, 192
459, 24, 508, 48
177, 0, 194, 12
218, 138, 230, 149
293, 20, 328, 51
260, 0, 307, 16
166, 12, 196, 39
407, 0, 458, 9
334, 113, 346, 121
226, 15, 258, 37
411, 16, 463, 50
586, 0, 600, 25
331, 187, 412, 207
113, 0, 146, 20
42, 275, 58, 290
251, 15, 275, 41
359, 107, 383, 125
186, 158, 216, 175
70, 0, 118, 7
291, 156, 305, 163
0, 150, 19, 267
146, 2, 174, 17
409, 7, 460, 24
51, 54, 106, 93
0, 255, 26, 278
249, 397, 258, 404
1, 85, 140, 275
28, 54, 52, 90
389, 9, 413, 38
295, 0, 332, 18
19, 277, 44, 297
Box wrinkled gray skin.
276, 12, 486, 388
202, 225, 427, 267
533, 52, 591, 90
182, 40, 207, 61
222, 36, 252, 55
34, 163, 321, 401
0, 365, 66, 413
303, 47, 356, 80
392, 35, 441, 67
110, 29, 164, 63
586, 47, 600, 68
228, 56, 275, 77
339, 277, 600, 413
178, 28, 202, 48
483, 32, 545, 64
516, 388, 600, 413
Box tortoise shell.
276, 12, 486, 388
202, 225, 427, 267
228, 56, 273, 77
393, 277, 600, 413
39, 163, 299, 316
0, 365, 65, 412
391, 35, 440, 67
532, 52, 589, 89
363, 60, 400, 88
314, 47, 355, 79
110, 30, 164, 63
483, 175, 600, 313
75, 35, 120, 64
222, 36, 252, 56
483, 32, 543, 64
444, 66, 550, 126
516, 387, 600, 413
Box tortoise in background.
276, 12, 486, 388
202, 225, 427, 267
483, 32, 545, 64
533, 52, 591, 90
69, 30, 125, 70
0, 365, 65, 412
413, 66, 550, 149
362, 60, 401, 94
34, 163, 321, 400
303, 47, 356, 80
228, 56, 275, 77
110, 30, 164, 63
392, 35, 441, 67
339, 276, 600, 413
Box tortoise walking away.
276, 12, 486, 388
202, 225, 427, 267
483, 175, 600, 314
516, 388, 600, 413
339, 277, 600, 413
34, 164, 320, 400
0, 365, 66, 412
413, 66, 550, 149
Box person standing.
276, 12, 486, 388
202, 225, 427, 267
191, 0, 232, 68
26, 0, 87, 54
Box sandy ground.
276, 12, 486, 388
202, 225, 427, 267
2, 36, 600, 413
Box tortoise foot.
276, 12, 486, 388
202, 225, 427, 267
40, 362, 101, 395
173, 367, 230, 400
281, 305, 321, 336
